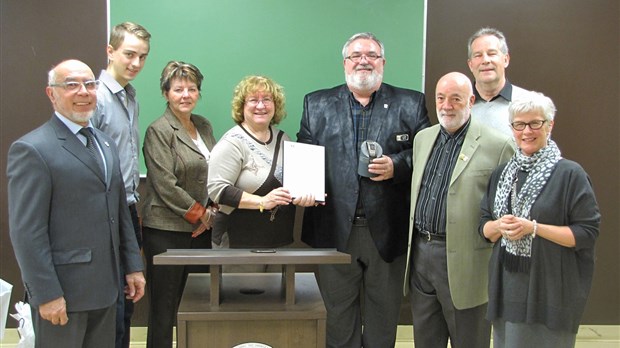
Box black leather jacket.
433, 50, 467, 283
297, 83, 430, 262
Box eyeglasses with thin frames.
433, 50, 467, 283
246, 97, 273, 106
345, 53, 383, 63
510, 120, 547, 131
49, 80, 99, 92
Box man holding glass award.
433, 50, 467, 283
297, 32, 430, 348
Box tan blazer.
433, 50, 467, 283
404, 120, 514, 309
141, 107, 216, 232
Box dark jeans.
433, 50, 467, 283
115, 204, 142, 348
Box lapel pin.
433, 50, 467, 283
459, 153, 469, 162
384, 103, 388, 109
104, 141, 110, 147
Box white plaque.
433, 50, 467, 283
282, 141, 325, 202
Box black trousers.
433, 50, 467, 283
142, 226, 211, 348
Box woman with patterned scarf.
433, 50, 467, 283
479, 91, 600, 348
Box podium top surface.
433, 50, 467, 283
153, 248, 351, 265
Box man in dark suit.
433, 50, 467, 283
297, 32, 430, 347
403, 72, 514, 347
7, 59, 145, 348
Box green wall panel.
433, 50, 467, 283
110, 0, 426, 173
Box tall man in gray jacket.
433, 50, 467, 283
7, 59, 145, 348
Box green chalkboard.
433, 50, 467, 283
110, 0, 426, 173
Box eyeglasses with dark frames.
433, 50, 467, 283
510, 120, 547, 131
345, 53, 383, 63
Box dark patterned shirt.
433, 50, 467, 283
350, 92, 375, 216
350, 92, 375, 155
414, 120, 470, 234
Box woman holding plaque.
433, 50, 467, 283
207, 75, 314, 256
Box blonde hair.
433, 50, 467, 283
231, 76, 286, 125
109, 22, 151, 50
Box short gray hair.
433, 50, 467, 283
509, 91, 557, 122
467, 27, 509, 58
47, 68, 57, 85
342, 32, 385, 59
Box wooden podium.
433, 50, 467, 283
154, 249, 350, 348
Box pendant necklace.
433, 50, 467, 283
242, 124, 272, 150
256, 137, 270, 150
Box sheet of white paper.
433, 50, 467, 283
282, 141, 325, 202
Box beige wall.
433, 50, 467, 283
1, 0, 618, 327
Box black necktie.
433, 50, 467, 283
79, 128, 105, 176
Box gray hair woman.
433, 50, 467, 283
479, 91, 600, 347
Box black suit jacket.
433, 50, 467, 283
297, 83, 430, 262
7, 115, 143, 311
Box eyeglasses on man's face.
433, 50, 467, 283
345, 53, 383, 63
49, 80, 99, 92
510, 120, 547, 131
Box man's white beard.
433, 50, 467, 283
346, 69, 383, 93
70, 110, 94, 125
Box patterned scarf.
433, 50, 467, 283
492, 140, 562, 272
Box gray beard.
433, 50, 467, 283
68, 110, 94, 125
345, 70, 383, 93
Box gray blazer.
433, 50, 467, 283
403, 120, 514, 309
7, 115, 143, 311
141, 107, 216, 232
